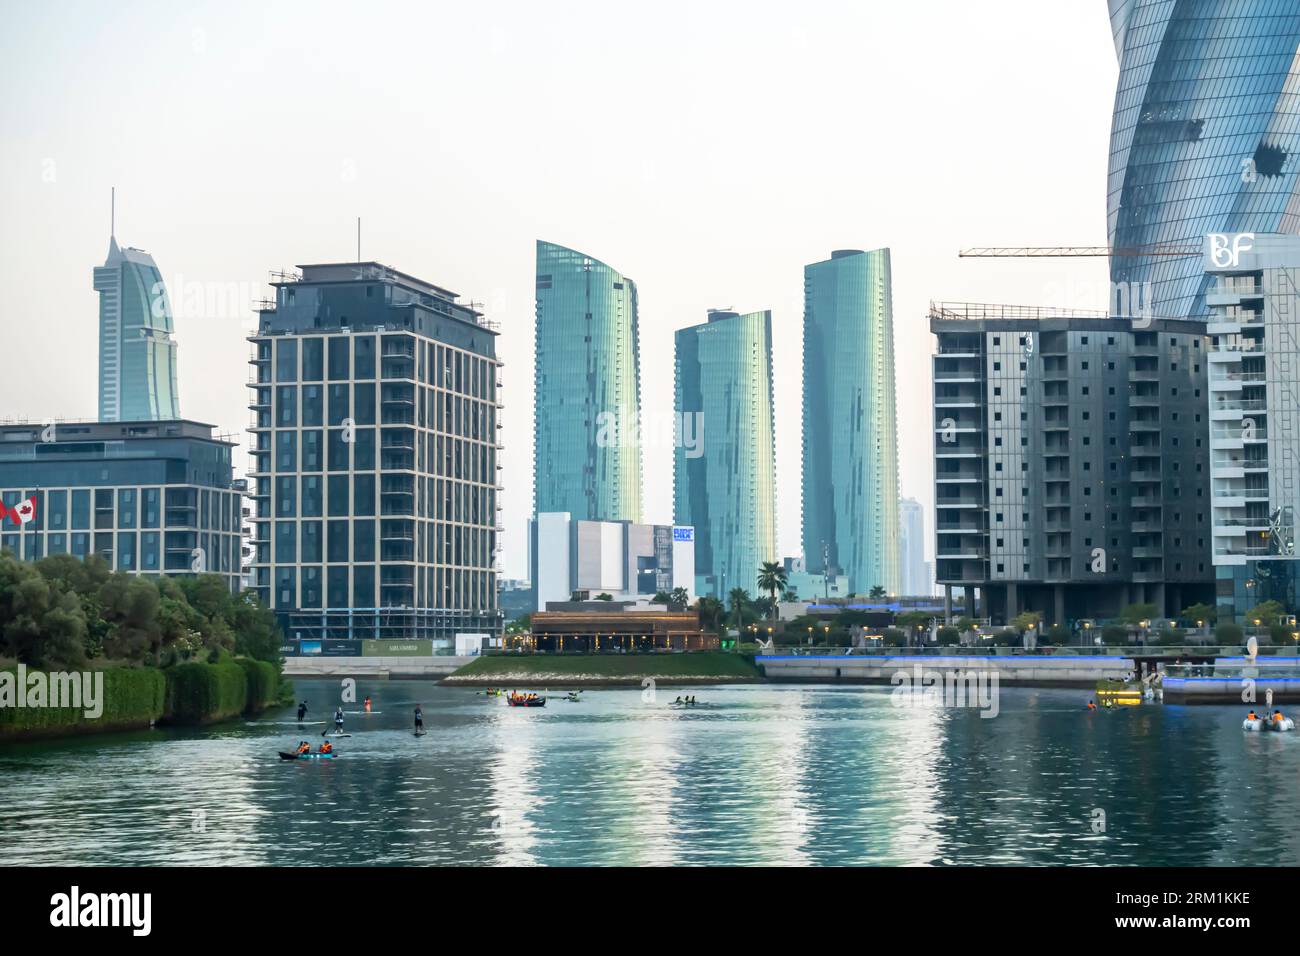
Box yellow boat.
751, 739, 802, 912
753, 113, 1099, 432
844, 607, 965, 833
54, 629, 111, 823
1096, 679, 1143, 706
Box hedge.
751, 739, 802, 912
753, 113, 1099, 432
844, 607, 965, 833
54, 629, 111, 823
0, 667, 166, 739
237, 658, 280, 714
164, 661, 249, 725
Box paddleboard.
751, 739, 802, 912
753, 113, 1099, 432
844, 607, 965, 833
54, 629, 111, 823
324, 732, 354, 738
344, 710, 382, 715
413, 730, 426, 737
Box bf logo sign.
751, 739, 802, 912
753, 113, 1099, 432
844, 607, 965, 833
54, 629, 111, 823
1209, 233, 1254, 268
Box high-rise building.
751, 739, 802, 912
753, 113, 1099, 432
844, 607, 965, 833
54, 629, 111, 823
674, 309, 777, 599
93, 236, 181, 421
1106, 2, 1300, 321
247, 262, 502, 646
528, 511, 695, 611
930, 302, 1214, 624
1204, 233, 1300, 620
899, 496, 929, 596
0, 419, 241, 591
533, 240, 642, 522
802, 248, 900, 596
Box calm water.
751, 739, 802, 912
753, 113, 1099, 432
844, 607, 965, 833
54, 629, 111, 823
1, 681, 1297, 866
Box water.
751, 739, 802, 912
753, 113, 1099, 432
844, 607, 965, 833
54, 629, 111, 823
1, 681, 1297, 866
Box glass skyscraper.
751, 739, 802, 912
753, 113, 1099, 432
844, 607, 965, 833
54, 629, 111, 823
534, 240, 642, 522
802, 248, 900, 596
1107, 1, 1300, 320
93, 235, 180, 421
674, 310, 777, 599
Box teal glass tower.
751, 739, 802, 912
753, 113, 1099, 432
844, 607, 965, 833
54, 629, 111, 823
93, 235, 180, 422
534, 240, 642, 522
674, 309, 777, 599
802, 249, 900, 596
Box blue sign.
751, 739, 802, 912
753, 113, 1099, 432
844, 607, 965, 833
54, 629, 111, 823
673, 527, 694, 542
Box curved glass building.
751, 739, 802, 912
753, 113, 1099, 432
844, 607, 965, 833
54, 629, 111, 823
1107, 1, 1300, 320
93, 236, 180, 421
802, 248, 899, 596
534, 240, 642, 522
674, 309, 777, 599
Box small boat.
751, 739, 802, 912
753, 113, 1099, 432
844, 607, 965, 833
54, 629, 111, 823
1243, 718, 1263, 732
280, 751, 337, 760
1264, 716, 1296, 732
506, 694, 546, 708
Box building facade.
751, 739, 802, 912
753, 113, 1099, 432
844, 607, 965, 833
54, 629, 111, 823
534, 240, 642, 522
931, 302, 1214, 625
899, 496, 930, 597
1205, 233, 1300, 620
529, 511, 694, 611
1106, 1, 1300, 321
93, 236, 181, 422
0, 420, 241, 591
248, 262, 502, 646
674, 309, 777, 599
802, 248, 900, 595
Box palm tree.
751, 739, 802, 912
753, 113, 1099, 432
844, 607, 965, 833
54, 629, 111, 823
757, 562, 788, 619
728, 587, 751, 636
695, 596, 724, 633
670, 587, 690, 607
868, 585, 887, 601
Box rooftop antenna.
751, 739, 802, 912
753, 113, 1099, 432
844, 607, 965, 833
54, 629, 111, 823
357, 217, 361, 262
110, 186, 116, 239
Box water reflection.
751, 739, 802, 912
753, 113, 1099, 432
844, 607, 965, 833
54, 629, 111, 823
2, 682, 1298, 866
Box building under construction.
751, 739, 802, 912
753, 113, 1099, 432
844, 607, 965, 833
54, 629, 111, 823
932, 301, 1214, 625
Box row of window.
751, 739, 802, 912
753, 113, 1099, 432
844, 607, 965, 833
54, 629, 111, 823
254, 565, 496, 612
0, 530, 241, 574
0, 487, 239, 533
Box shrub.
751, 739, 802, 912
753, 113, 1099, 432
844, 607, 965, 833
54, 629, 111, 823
165, 661, 248, 725
236, 658, 280, 714
0, 666, 165, 738
1043, 625, 1072, 646
1215, 622, 1244, 644
936, 626, 960, 646
1102, 624, 1128, 645
1158, 627, 1185, 647
881, 628, 906, 647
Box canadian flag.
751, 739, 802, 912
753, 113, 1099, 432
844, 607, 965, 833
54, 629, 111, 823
8, 496, 36, 525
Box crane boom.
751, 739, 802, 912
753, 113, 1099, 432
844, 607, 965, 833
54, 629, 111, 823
959, 244, 1200, 258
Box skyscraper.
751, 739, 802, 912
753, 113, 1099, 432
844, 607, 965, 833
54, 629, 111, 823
899, 496, 929, 597
802, 248, 900, 596
674, 309, 777, 599
1107, 1, 1300, 321
93, 235, 180, 421
534, 240, 642, 523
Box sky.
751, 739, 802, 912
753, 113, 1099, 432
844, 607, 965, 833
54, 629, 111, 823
0, 0, 1115, 582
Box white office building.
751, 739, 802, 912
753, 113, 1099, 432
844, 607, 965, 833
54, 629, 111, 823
529, 512, 695, 611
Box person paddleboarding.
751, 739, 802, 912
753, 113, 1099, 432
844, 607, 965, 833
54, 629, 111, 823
331, 706, 345, 735
297, 700, 309, 722
414, 705, 424, 735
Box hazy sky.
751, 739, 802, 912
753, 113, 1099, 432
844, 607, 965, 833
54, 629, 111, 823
0, 0, 1114, 581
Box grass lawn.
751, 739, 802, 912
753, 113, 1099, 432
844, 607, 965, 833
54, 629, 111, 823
444, 652, 763, 685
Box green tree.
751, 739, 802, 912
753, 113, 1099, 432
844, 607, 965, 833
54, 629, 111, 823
670, 587, 690, 607
1118, 603, 1157, 626
868, 585, 887, 601
756, 562, 788, 618
1180, 602, 1217, 627
1010, 611, 1043, 634
1244, 600, 1285, 628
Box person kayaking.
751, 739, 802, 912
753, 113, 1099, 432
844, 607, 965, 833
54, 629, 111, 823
1248, 709, 1259, 721
296, 740, 311, 755
319, 740, 333, 755
364, 696, 373, 714
1087, 700, 1097, 711
675, 696, 683, 705
333, 707, 345, 734
414, 705, 424, 733
297, 701, 309, 722
1274, 710, 1286, 725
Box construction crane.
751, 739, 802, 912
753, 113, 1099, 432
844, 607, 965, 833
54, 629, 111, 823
959, 243, 1200, 258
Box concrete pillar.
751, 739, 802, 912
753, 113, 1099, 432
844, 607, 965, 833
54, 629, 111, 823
1055, 585, 1065, 626
1006, 582, 1018, 625
944, 585, 952, 622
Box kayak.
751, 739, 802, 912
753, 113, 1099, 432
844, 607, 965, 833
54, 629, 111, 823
280, 751, 336, 760
506, 696, 546, 707
1264, 717, 1296, 732
1243, 718, 1263, 732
